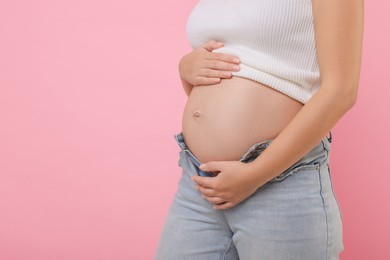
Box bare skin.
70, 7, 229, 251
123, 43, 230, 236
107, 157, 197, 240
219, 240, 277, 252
182, 76, 303, 164
179, 40, 303, 164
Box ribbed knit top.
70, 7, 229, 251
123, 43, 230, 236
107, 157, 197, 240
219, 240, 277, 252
186, 0, 320, 104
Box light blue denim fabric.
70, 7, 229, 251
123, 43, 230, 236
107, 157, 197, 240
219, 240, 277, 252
155, 131, 344, 260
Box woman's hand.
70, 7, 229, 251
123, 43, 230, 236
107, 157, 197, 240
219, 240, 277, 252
191, 160, 268, 210
178, 40, 241, 86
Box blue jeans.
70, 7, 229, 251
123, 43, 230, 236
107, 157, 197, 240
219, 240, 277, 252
155, 131, 344, 259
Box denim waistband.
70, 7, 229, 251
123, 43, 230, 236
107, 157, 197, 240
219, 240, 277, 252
174, 131, 332, 179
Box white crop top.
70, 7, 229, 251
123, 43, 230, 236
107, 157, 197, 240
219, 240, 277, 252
186, 0, 320, 104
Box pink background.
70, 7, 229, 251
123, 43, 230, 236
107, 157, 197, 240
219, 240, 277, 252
0, 1, 388, 259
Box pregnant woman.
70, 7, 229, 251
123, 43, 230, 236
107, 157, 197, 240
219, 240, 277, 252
155, 0, 364, 259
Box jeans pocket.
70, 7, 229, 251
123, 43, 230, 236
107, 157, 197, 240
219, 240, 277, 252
269, 163, 321, 182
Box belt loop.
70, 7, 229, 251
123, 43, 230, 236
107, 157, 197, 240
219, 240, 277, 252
327, 130, 332, 143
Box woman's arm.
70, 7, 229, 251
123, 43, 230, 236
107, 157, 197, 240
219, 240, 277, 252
247, 0, 364, 186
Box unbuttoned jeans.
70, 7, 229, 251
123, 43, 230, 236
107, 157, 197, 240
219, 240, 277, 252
155, 131, 344, 260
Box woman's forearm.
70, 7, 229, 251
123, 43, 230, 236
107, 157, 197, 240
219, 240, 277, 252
248, 84, 356, 187
248, 0, 363, 187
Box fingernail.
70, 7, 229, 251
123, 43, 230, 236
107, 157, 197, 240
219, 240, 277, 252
199, 164, 205, 169
233, 58, 240, 63
217, 42, 224, 45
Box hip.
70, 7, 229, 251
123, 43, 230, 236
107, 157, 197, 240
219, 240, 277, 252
166, 131, 343, 259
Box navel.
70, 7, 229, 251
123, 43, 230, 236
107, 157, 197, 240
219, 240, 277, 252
193, 110, 201, 118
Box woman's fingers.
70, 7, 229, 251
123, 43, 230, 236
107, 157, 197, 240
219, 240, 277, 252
194, 67, 239, 85
198, 188, 230, 207
200, 40, 241, 64
198, 68, 230, 78
201, 39, 224, 52
193, 76, 220, 86
213, 201, 234, 210
197, 186, 216, 196
192, 68, 240, 86
207, 52, 241, 65
193, 76, 221, 86
202, 194, 228, 205
201, 59, 241, 72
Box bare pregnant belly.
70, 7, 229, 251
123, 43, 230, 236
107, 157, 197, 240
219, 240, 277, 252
181, 76, 304, 164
